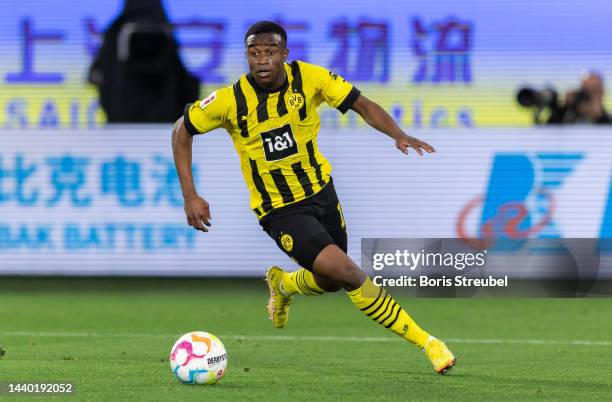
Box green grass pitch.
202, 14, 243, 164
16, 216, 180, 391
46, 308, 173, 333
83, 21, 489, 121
1, 278, 611, 401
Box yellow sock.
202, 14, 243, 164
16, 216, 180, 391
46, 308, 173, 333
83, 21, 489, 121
347, 277, 430, 348
280, 268, 324, 296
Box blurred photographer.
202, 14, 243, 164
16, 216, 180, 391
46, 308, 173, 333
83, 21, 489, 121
557, 72, 611, 124
517, 72, 611, 125
88, 0, 199, 123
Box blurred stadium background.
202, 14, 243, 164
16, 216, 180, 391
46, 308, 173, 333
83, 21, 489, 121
2, 0, 612, 129
1, 0, 612, 276
1, 1, 612, 400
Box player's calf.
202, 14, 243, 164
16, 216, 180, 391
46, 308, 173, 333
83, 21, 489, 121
312, 272, 342, 292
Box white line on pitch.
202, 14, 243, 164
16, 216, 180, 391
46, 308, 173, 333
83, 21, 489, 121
1, 331, 611, 347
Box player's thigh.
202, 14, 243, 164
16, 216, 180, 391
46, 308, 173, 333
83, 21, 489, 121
262, 212, 335, 271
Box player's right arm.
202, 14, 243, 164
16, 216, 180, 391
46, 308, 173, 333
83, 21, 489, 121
171, 89, 229, 232
171, 117, 211, 232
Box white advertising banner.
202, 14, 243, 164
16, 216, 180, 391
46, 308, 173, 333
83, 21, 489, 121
1, 127, 611, 276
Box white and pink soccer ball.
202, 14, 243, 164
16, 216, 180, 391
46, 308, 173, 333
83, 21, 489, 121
169, 331, 228, 385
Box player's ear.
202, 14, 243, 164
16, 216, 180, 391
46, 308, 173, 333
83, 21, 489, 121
283, 47, 289, 62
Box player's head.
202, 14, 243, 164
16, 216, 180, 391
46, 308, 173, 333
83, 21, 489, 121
244, 21, 289, 89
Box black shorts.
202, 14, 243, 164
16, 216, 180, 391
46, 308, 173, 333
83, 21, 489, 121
259, 178, 347, 271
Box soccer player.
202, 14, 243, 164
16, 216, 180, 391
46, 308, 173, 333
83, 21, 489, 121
172, 21, 456, 374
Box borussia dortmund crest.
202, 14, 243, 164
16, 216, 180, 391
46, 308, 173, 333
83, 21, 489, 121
280, 234, 294, 252
287, 93, 304, 110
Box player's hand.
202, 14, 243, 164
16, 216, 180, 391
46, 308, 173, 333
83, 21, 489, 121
395, 134, 435, 156
184, 195, 212, 232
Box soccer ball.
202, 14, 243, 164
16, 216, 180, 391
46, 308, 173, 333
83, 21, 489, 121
169, 331, 228, 385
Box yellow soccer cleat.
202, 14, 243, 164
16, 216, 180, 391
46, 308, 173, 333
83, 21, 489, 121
423, 336, 456, 375
265, 266, 293, 329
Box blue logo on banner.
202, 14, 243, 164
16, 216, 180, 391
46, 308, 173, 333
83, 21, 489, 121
599, 177, 612, 251
457, 152, 584, 252
481, 153, 583, 242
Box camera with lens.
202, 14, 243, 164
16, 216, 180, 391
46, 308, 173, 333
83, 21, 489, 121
516, 86, 563, 124
516, 87, 559, 110
516, 86, 594, 124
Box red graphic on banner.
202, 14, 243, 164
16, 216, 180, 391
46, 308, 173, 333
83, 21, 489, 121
456, 189, 555, 249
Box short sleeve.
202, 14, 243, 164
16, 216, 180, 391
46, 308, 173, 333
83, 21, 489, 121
183, 88, 230, 135
311, 64, 361, 114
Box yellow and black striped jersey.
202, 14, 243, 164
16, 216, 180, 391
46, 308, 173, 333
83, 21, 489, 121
184, 60, 360, 218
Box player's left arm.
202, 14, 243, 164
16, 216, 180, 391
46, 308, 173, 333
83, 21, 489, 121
310, 61, 434, 156
350, 95, 435, 156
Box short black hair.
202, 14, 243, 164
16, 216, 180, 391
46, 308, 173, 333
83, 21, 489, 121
244, 21, 287, 47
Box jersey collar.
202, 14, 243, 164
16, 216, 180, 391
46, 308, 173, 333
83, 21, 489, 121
246, 66, 289, 94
